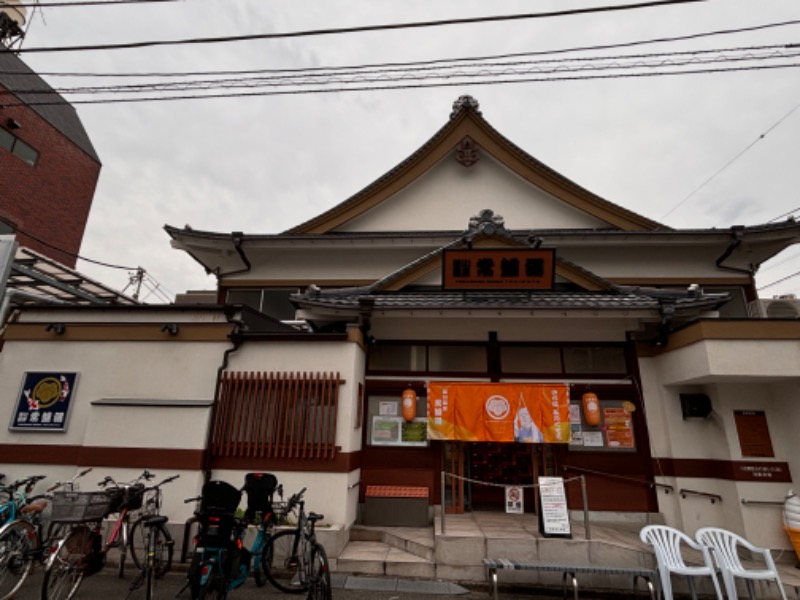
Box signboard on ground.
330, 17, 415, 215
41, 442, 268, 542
537, 476, 571, 538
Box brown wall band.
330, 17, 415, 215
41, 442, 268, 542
652, 458, 792, 483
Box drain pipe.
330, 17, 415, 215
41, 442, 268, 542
715, 226, 755, 276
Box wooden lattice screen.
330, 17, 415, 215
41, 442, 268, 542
211, 371, 342, 460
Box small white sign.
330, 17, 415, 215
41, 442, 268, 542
505, 486, 524, 514
538, 476, 571, 537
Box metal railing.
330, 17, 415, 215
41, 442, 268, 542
679, 488, 722, 504
562, 465, 674, 493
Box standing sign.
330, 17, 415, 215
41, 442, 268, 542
537, 476, 571, 538
10, 372, 78, 432
505, 485, 524, 514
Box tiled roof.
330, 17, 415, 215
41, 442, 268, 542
0, 49, 100, 163
293, 289, 728, 313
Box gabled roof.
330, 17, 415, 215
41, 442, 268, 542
0, 49, 100, 163
287, 95, 665, 235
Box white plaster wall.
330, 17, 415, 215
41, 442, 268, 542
656, 339, 800, 385
211, 468, 360, 528
639, 355, 799, 550
336, 153, 609, 233
0, 340, 223, 449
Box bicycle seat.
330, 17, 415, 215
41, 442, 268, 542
144, 515, 168, 527
21, 499, 49, 514
308, 512, 324, 523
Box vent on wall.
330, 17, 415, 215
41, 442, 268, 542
680, 394, 712, 420
747, 297, 800, 319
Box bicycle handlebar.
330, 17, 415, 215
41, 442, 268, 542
285, 487, 307, 511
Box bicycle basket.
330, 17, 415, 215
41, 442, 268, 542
243, 472, 277, 517
122, 483, 145, 511
199, 480, 241, 514
51, 491, 112, 523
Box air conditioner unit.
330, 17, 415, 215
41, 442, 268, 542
748, 297, 800, 319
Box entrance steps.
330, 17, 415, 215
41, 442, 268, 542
337, 525, 436, 578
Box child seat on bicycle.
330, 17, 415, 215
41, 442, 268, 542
243, 472, 278, 524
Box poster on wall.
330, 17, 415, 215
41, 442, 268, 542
10, 372, 78, 432
568, 399, 636, 452
427, 382, 571, 443
371, 416, 428, 447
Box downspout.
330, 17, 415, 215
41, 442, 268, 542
217, 232, 252, 278
715, 226, 755, 276
202, 306, 245, 483
655, 300, 676, 347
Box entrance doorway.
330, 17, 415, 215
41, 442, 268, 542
443, 442, 556, 513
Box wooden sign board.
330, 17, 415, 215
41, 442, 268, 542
734, 410, 775, 458
443, 248, 555, 290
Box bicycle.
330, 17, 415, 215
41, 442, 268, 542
40, 470, 152, 600
262, 487, 332, 600
0, 475, 47, 600
0, 469, 91, 600
125, 514, 170, 600
128, 474, 179, 578
180, 472, 281, 600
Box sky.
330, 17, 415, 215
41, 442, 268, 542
10, 0, 800, 302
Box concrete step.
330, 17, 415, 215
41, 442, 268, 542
349, 525, 435, 561
336, 540, 436, 579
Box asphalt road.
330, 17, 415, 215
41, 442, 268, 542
11, 567, 557, 600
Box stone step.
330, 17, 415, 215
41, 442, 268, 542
349, 525, 435, 561
335, 540, 436, 579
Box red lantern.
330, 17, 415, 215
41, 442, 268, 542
582, 392, 601, 426
402, 388, 417, 422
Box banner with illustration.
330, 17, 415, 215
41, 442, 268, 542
427, 382, 570, 443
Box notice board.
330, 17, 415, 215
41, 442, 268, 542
537, 476, 571, 538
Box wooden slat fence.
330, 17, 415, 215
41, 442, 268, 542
211, 371, 342, 460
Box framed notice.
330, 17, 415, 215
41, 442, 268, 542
505, 486, 524, 514
10, 372, 78, 432
370, 416, 428, 447
537, 476, 571, 538
734, 410, 775, 458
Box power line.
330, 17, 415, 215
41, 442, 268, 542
5, 60, 800, 106
659, 98, 800, 221
15, 0, 181, 7
14, 0, 707, 54
768, 206, 800, 223
757, 269, 800, 291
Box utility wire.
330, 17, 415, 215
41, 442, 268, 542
14, 0, 181, 7
14, 0, 707, 54
768, 206, 800, 223
758, 269, 800, 291
659, 99, 800, 220
6, 61, 800, 106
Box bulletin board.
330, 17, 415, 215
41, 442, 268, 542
568, 399, 636, 452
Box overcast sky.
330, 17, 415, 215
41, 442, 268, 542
13, 0, 800, 302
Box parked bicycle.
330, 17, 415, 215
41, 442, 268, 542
0, 475, 47, 600
180, 472, 282, 600
128, 473, 179, 578
262, 486, 331, 600
40, 470, 152, 600
0, 469, 91, 600
125, 513, 171, 600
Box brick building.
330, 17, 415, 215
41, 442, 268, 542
0, 47, 101, 268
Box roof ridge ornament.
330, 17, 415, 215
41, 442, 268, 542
450, 95, 481, 119
467, 209, 506, 236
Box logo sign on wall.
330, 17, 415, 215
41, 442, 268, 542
10, 372, 78, 432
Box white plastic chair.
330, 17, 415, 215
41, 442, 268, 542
640, 524, 724, 600
696, 527, 788, 600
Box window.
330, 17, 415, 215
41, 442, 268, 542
501, 346, 562, 373
368, 344, 426, 371
0, 127, 39, 166
563, 346, 626, 374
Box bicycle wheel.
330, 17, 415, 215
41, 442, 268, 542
197, 572, 227, 600
41, 527, 90, 600
129, 518, 173, 578
306, 543, 332, 600
263, 530, 307, 594
0, 520, 37, 600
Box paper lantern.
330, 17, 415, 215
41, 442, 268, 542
582, 392, 601, 426
402, 388, 417, 422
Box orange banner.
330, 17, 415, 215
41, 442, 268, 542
427, 382, 571, 443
